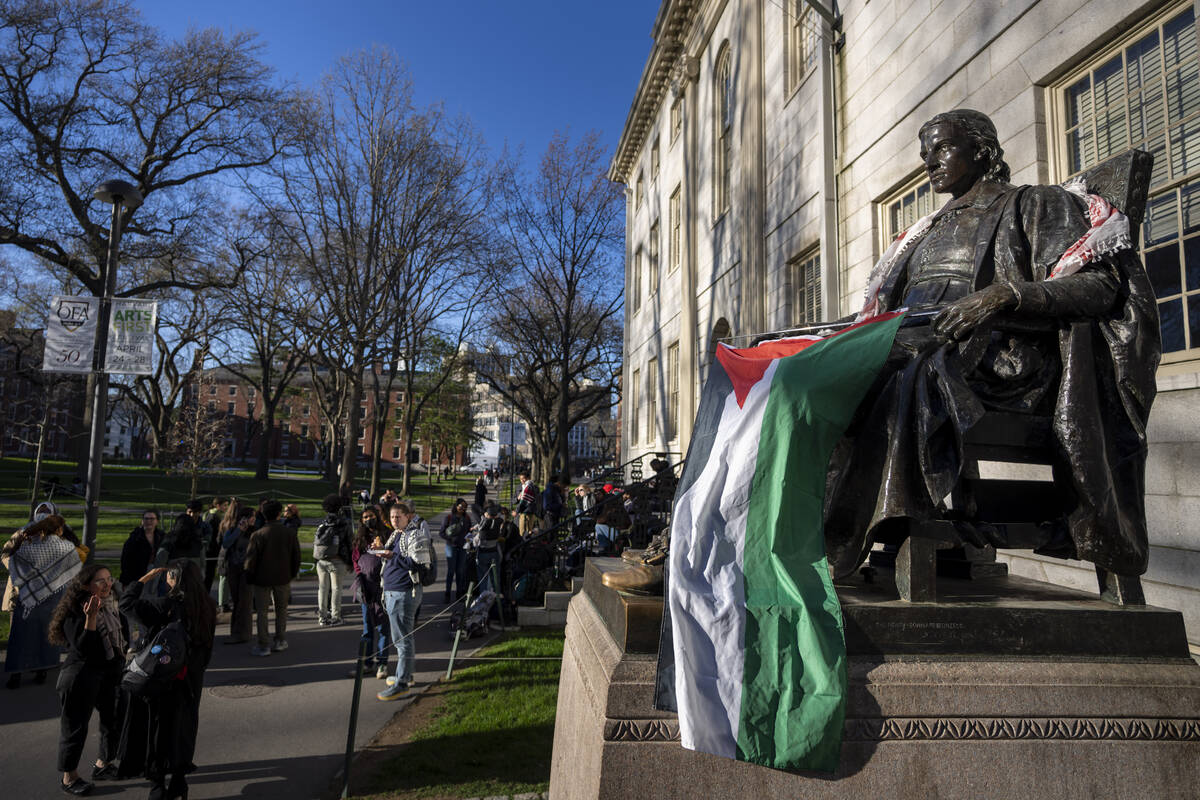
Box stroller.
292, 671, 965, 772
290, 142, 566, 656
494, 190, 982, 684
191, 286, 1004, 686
449, 589, 497, 639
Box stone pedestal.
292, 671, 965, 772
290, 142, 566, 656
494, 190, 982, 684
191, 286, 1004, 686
550, 559, 1200, 800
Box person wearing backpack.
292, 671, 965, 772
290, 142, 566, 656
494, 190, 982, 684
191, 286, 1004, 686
470, 503, 505, 594
314, 494, 353, 626
376, 502, 431, 701
118, 560, 216, 800
47, 563, 125, 796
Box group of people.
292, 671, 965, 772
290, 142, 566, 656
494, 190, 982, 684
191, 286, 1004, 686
338, 493, 433, 701
2, 502, 215, 798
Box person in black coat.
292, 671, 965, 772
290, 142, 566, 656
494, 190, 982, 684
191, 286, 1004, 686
473, 477, 487, 512
47, 563, 126, 795
119, 560, 216, 800
118, 510, 162, 588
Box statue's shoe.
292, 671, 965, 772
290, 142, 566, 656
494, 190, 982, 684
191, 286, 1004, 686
602, 564, 663, 596
621, 548, 645, 564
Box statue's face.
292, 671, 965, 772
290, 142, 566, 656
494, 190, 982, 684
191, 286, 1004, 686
920, 123, 985, 198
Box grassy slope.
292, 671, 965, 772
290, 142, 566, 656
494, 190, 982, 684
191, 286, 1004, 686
353, 632, 564, 800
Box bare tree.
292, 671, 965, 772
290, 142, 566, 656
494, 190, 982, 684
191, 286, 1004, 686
113, 294, 210, 467
259, 47, 490, 495
474, 132, 624, 484
210, 221, 309, 480
0, 0, 290, 297
171, 370, 226, 499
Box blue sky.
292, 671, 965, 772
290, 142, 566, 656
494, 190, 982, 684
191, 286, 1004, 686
136, 0, 657, 165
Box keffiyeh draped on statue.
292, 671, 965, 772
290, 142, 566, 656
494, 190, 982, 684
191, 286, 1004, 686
662, 311, 906, 772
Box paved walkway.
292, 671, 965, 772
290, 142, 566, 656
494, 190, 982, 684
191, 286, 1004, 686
0, 577, 493, 799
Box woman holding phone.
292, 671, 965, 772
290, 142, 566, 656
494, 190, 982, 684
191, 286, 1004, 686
47, 562, 125, 795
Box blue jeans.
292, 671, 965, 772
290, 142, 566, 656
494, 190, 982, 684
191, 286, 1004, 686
444, 545, 468, 600
361, 601, 389, 669
476, 549, 500, 594
383, 586, 421, 686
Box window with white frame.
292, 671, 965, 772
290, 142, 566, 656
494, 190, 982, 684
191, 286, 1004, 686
651, 137, 660, 178
1053, 4, 1199, 360
646, 358, 658, 443
881, 177, 937, 246
671, 93, 684, 143
786, 1, 820, 95
649, 220, 661, 291
714, 44, 733, 218
636, 171, 644, 209
667, 341, 680, 441
631, 368, 641, 443
790, 250, 822, 325
631, 248, 643, 313
669, 186, 681, 273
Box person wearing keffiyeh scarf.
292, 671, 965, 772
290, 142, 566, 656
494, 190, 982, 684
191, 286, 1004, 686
3, 504, 87, 690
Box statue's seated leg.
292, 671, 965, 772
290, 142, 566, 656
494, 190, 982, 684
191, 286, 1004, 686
1096, 566, 1145, 606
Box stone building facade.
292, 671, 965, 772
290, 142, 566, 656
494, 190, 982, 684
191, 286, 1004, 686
613, 0, 1200, 641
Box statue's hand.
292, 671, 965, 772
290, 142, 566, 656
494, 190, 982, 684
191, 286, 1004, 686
932, 284, 1017, 341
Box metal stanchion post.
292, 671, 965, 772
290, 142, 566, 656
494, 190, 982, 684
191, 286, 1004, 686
445, 580, 475, 680
341, 638, 369, 799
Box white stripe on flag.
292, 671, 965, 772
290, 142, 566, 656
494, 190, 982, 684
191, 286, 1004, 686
669, 359, 778, 758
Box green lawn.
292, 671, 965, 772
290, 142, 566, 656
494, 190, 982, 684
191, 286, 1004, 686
350, 631, 564, 800
0, 456, 485, 649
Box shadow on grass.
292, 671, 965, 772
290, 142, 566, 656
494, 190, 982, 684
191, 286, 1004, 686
354, 722, 554, 799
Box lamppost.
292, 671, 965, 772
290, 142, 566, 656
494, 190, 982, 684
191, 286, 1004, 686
83, 179, 143, 560
592, 427, 609, 473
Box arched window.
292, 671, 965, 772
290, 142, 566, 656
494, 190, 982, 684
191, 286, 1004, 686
714, 44, 733, 218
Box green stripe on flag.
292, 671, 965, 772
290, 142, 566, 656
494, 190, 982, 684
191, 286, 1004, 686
737, 313, 905, 771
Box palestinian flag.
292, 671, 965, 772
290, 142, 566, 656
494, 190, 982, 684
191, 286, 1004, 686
664, 310, 906, 772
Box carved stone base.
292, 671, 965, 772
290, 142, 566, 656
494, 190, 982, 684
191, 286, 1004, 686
550, 564, 1200, 800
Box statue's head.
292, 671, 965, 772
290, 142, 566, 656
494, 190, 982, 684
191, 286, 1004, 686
918, 110, 1012, 196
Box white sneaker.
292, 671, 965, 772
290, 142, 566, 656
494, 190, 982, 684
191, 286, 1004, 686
375, 665, 389, 680
249, 645, 271, 657
271, 639, 289, 652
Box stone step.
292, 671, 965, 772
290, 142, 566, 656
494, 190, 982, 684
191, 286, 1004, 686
517, 605, 568, 628
544, 590, 574, 612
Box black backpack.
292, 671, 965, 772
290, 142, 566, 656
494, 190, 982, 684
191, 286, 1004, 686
122, 620, 189, 698
314, 517, 348, 562
419, 549, 438, 588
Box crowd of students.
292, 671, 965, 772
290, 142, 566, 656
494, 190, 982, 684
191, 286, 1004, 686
0, 469, 641, 797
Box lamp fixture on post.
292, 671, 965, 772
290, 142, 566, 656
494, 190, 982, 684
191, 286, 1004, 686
82, 179, 143, 560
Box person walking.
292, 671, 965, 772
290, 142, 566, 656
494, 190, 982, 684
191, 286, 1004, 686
119, 561, 216, 800
313, 494, 352, 626
243, 500, 300, 657
3, 505, 86, 690
220, 508, 256, 645
439, 499, 472, 603
47, 563, 124, 795
376, 503, 431, 701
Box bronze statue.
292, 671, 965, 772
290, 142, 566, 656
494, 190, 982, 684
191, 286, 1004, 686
823, 110, 1160, 593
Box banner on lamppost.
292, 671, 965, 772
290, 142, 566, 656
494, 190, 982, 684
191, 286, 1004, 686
498, 421, 527, 445
104, 298, 157, 375
43, 295, 99, 374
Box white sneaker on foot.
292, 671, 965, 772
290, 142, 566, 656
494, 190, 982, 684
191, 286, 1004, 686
271, 639, 288, 652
